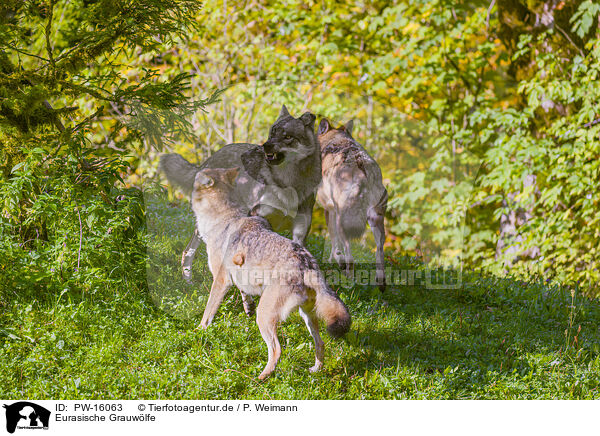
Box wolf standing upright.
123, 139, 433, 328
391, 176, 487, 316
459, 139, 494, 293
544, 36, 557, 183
191, 167, 351, 379
316, 119, 388, 291
160, 105, 321, 286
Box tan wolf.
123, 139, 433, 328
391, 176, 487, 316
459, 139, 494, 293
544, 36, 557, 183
191, 167, 351, 380
316, 119, 388, 291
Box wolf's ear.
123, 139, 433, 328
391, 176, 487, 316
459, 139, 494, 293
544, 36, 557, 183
341, 120, 354, 135
318, 118, 331, 135
194, 170, 214, 189
278, 104, 290, 119
300, 112, 316, 130
222, 167, 240, 185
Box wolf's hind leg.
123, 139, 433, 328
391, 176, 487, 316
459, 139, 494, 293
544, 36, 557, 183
333, 211, 349, 271
325, 210, 339, 263
181, 229, 202, 283
299, 304, 324, 373
255, 291, 284, 380
367, 190, 387, 292
335, 211, 354, 276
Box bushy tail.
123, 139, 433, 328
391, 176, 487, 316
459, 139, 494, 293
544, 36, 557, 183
306, 271, 351, 337
159, 153, 200, 196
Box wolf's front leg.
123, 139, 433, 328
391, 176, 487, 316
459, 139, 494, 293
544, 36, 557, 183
200, 266, 232, 329
240, 291, 255, 317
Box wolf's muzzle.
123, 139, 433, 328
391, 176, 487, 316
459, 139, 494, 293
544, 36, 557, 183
262, 141, 284, 165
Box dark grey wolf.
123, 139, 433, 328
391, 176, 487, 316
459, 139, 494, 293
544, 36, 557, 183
160, 105, 321, 283
192, 167, 351, 379
316, 118, 388, 291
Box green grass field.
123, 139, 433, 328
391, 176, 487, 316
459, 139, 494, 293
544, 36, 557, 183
1, 194, 600, 399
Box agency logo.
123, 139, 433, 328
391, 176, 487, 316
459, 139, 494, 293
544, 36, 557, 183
3, 402, 50, 434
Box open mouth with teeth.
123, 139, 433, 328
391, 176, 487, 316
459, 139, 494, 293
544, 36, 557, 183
265, 151, 284, 165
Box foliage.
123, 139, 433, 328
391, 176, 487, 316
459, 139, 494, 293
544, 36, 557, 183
130, 0, 600, 293
0, 0, 217, 307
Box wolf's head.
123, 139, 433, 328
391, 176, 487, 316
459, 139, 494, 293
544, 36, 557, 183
191, 167, 242, 215
262, 105, 317, 166
317, 118, 354, 145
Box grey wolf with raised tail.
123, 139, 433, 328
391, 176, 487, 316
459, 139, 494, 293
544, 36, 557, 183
159, 105, 321, 288
191, 167, 351, 379
316, 118, 388, 291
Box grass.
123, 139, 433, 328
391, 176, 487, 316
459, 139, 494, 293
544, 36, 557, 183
1, 193, 600, 399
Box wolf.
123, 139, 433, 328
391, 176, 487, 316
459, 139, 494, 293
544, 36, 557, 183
316, 118, 388, 291
160, 105, 321, 285
191, 167, 351, 379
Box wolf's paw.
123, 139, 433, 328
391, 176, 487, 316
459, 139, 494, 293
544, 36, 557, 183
309, 363, 323, 373
345, 259, 354, 276
334, 256, 346, 271
243, 299, 256, 318
375, 267, 386, 291
258, 370, 273, 381
182, 267, 193, 284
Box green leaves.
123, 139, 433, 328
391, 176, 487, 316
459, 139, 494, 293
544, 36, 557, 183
0, 1, 204, 301
571, 1, 600, 39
